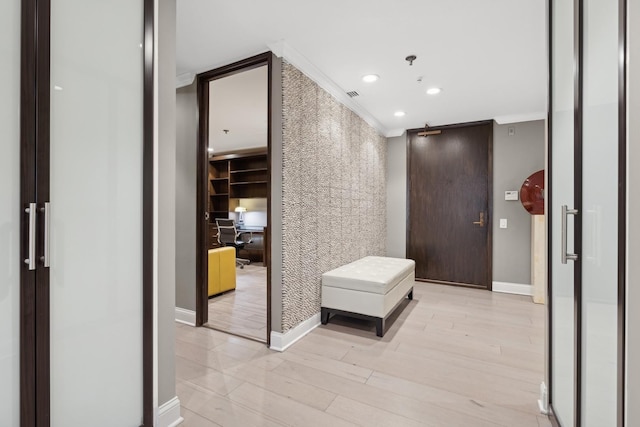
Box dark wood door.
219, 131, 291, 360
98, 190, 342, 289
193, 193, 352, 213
407, 122, 492, 288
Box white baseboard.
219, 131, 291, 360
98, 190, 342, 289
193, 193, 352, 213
538, 382, 549, 415
157, 396, 183, 427
492, 281, 533, 296
175, 307, 196, 326
270, 313, 321, 352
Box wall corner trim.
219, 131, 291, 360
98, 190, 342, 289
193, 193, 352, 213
156, 396, 183, 427
175, 307, 196, 326
492, 281, 533, 296
269, 313, 321, 352
538, 382, 549, 415
268, 40, 391, 137
175, 72, 195, 89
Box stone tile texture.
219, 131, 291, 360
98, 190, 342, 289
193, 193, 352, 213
281, 62, 387, 332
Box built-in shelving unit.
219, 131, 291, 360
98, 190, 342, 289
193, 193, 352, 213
207, 148, 268, 250
208, 158, 230, 220
228, 156, 268, 199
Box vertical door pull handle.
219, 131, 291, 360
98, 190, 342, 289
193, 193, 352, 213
41, 202, 50, 267
24, 203, 36, 270
561, 205, 579, 264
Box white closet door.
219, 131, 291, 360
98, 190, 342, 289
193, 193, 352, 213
49, 0, 144, 425
550, 0, 576, 424
0, 0, 21, 425
581, 0, 620, 424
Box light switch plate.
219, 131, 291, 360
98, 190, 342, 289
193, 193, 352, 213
505, 190, 519, 201
500, 219, 508, 229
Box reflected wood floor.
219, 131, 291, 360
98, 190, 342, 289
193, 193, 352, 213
206, 264, 267, 342
176, 282, 551, 427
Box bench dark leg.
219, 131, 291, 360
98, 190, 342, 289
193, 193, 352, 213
321, 307, 330, 325
408, 288, 413, 300
376, 318, 385, 337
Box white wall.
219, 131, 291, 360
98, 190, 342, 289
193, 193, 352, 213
237, 198, 267, 227
157, 0, 178, 410
0, 0, 20, 423
386, 134, 407, 258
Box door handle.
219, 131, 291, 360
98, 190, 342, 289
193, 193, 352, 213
472, 212, 485, 227
41, 202, 50, 267
24, 203, 36, 270
562, 205, 579, 263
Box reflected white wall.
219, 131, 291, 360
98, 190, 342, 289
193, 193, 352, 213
49, 0, 144, 424
0, 0, 21, 425
581, 0, 620, 424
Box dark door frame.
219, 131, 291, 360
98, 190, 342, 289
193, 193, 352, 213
546, 0, 627, 424
196, 52, 273, 345
405, 120, 494, 290
19, 0, 154, 425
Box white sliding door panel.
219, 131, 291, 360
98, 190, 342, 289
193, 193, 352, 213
0, 0, 21, 425
550, 0, 576, 424
582, 0, 619, 424
49, 0, 144, 425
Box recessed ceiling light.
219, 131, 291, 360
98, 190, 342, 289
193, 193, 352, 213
394, 111, 406, 117
362, 74, 379, 83
426, 87, 442, 95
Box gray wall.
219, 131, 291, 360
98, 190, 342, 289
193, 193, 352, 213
493, 120, 545, 285
386, 134, 407, 258
157, 0, 177, 408
385, 121, 545, 286
175, 82, 197, 311
628, 1, 639, 422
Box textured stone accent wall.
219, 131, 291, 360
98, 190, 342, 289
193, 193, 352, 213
281, 62, 387, 331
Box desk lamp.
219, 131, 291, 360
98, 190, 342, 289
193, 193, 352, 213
234, 206, 246, 227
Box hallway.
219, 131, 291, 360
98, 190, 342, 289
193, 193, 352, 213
175, 282, 550, 426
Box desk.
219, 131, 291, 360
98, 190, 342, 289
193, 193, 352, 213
208, 224, 267, 266
238, 227, 266, 266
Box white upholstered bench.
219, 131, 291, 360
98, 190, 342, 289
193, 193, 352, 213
321, 256, 415, 337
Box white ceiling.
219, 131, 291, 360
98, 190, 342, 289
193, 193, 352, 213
209, 66, 268, 153
177, 0, 547, 136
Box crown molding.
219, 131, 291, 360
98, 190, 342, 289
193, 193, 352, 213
268, 40, 392, 138
494, 112, 546, 124
386, 128, 406, 138
176, 72, 195, 89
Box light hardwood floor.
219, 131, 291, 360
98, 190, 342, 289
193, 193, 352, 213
206, 264, 267, 342
176, 282, 551, 427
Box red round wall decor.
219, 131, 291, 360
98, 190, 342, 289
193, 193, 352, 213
520, 170, 544, 215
